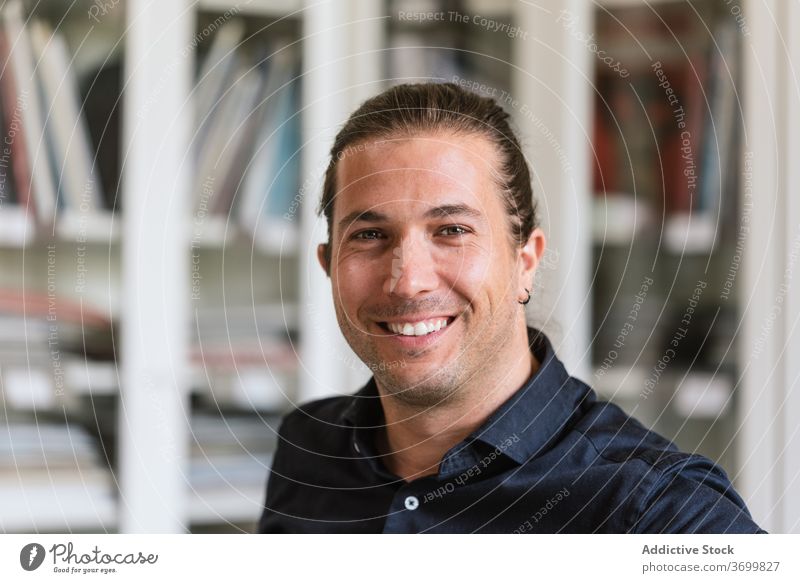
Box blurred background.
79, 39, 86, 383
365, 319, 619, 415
0, 0, 797, 533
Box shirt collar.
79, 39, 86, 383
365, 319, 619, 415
340, 327, 592, 475
463, 327, 589, 466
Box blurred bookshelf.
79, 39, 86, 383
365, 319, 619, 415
589, 0, 744, 475
0, 0, 373, 533
388, 0, 753, 492
0, 0, 123, 533
387, 0, 514, 91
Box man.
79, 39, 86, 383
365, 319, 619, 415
258, 82, 764, 533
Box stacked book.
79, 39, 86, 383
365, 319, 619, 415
0, 288, 114, 407
191, 303, 298, 411
0, 420, 116, 532
188, 412, 281, 525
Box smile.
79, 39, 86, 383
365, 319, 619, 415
377, 316, 456, 337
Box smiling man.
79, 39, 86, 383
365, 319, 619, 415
258, 82, 764, 534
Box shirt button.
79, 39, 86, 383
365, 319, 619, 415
404, 496, 419, 511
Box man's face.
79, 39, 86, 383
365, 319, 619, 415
318, 131, 543, 408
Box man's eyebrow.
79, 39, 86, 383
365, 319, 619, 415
337, 209, 389, 233
337, 204, 484, 233
422, 204, 483, 220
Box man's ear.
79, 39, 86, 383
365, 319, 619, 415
317, 243, 330, 277
518, 227, 546, 291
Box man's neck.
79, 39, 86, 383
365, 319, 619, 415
375, 325, 538, 482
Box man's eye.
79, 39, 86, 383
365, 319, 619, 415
440, 225, 469, 236
352, 229, 383, 240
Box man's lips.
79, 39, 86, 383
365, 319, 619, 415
374, 315, 457, 336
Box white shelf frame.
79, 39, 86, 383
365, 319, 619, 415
512, 0, 593, 382
118, 0, 194, 533
738, 0, 800, 534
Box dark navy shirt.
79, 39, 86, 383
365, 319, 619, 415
259, 327, 765, 533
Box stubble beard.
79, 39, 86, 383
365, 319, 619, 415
337, 301, 520, 412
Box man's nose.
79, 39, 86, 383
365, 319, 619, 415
383, 236, 438, 298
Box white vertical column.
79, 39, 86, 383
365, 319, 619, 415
511, 1, 593, 381
346, 0, 387, 107
119, 0, 193, 532
339, 0, 387, 392
738, 0, 782, 533
739, 0, 800, 533
781, 0, 800, 535
298, 0, 355, 402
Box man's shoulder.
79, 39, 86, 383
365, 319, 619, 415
570, 386, 705, 474
565, 384, 761, 531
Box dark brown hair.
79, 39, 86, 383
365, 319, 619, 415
317, 82, 538, 273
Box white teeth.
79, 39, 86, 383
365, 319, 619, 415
387, 318, 450, 336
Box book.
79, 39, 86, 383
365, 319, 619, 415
194, 18, 246, 150
697, 18, 739, 218
192, 58, 261, 217
28, 20, 105, 217
0, 0, 58, 223
0, 26, 33, 217
79, 59, 121, 211
236, 46, 300, 252
0, 420, 116, 532
187, 412, 279, 522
